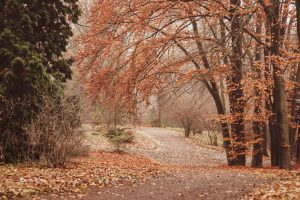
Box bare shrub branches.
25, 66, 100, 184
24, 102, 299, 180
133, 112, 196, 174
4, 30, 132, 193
23, 94, 87, 167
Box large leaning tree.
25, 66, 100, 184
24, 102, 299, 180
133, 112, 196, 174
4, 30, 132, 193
0, 0, 80, 162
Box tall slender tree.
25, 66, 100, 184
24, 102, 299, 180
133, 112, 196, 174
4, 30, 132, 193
228, 0, 246, 166
251, 14, 264, 168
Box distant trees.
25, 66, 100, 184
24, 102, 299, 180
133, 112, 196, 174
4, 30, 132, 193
172, 96, 200, 138
76, 0, 299, 169
0, 0, 81, 163
162, 85, 213, 138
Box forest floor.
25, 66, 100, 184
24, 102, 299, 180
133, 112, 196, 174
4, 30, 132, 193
80, 127, 267, 200
1, 127, 300, 199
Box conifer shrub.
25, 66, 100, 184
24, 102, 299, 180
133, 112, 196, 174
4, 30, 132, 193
105, 128, 134, 151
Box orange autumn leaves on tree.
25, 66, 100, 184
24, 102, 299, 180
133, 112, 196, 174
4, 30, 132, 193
75, 0, 225, 103
75, 0, 300, 169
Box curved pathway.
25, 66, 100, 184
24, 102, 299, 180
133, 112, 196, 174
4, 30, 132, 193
75, 127, 268, 200
133, 127, 225, 166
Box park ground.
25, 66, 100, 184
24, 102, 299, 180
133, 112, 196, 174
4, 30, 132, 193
1, 127, 300, 199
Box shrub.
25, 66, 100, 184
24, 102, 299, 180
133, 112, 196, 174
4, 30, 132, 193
150, 119, 161, 127
0, 0, 80, 163
24, 94, 88, 167
105, 128, 134, 150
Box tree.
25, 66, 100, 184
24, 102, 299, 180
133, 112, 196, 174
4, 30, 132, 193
76, 0, 298, 169
228, 0, 246, 166
259, 0, 292, 169
251, 14, 264, 168
295, 0, 300, 163
75, 0, 238, 166
0, 0, 80, 162
166, 85, 212, 137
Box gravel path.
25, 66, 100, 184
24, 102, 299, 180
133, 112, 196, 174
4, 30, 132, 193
69, 127, 268, 200
132, 127, 225, 166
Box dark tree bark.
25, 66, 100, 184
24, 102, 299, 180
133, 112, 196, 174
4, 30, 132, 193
274, 77, 291, 169
180, 116, 193, 138
296, 0, 300, 42
290, 63, 300, 159
270, 115, 280, 166
219, 19, 234, 166
272, 1, 291, 170
228, 0, 246, 166
251, 15, 264, 168
210, 89, 233, 165
260, 0, 291, 169
189, 15, 233, 166
294, 64, 300, 163
262, 17, 280, 166
262, 124, 269, 157
295, 0, 300, 164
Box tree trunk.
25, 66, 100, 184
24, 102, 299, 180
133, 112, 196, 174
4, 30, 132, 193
270, 116, 280, 166
273, 76, 291, 169
189, 15, 233, 166
296, 0, 300, 43
263, 18, 279, 166
220, 78, 227, 115
294, 0, 300, 163
229, 0, 246, 166
218, 19, 234, 166
294, 65, 300, 163
157, 92, 163, 128
269, 0, 291, 169
251, 15, 264, 168
259, 0, 291, 169
181, 116, 193, 138
208, 132, 213, 145
184, 121, 192, 137
262, 124, 269, 156
290, 63, 300, 159
252, 107, 263, 167
210, 90, 233, 165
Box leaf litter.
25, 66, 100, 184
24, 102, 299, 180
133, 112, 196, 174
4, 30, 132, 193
0, 151, 167, 199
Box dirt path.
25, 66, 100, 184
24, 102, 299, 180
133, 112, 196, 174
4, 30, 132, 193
67, 127, 268, 200
132, 127, 225, 166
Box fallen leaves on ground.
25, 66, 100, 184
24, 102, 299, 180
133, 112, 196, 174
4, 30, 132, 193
127, 130, 157, 151
171, 165, 300, 199
0, 151, 166, 199
242, 167, 300, 199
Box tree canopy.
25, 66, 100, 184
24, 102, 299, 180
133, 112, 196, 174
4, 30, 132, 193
76, 0, 300, 169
